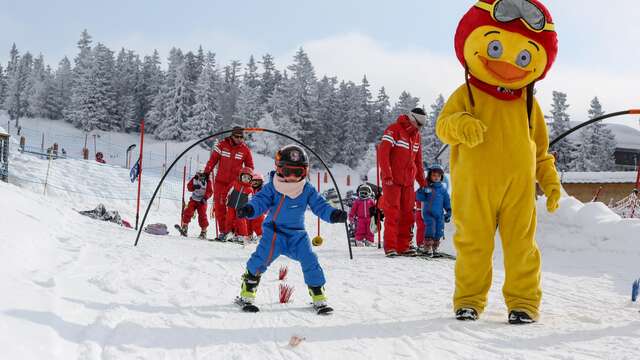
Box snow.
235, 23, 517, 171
2, 127, 640, 359
560, 171, 638, 184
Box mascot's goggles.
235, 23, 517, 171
277, 165, 307, 178
475, 0, 555, 33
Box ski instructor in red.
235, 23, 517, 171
204, 126, 254, 241
378, 108, 428, 257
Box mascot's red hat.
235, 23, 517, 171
455, 0, 558, 81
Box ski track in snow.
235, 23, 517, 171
1, 136, 640, 359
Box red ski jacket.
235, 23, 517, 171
378, 115, 427, 187
187, 175, 213, 202
204, 137, 254, 184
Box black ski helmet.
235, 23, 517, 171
357, 184, 373, 199
275, 144, 309, 178
427, 164, 445, 182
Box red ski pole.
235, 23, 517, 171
376, 144, 382, 249
181, 164, 186, 225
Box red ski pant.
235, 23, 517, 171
415, 209, 425, 247
248, 214, 265, 236
382, 183, 415, 253
225, 208, 249, 236
355, 217, 374, 242
182, 199, 209, 230
214, 181, 232, 233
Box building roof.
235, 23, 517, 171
560, 171, 638, 184
567, 122, 640, 150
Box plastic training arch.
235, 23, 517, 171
133, 127, 354, 260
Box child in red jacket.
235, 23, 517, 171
223, 167, 254, 243
179, 171, 213, 239
247, 171, 265, 243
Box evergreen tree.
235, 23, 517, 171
391, 91, 419, 120
286, 48, 317, 146
49, 57, 73, 120
0, 65, 6, 109
423, 94, 445, 163
187, 52, 222, 140
26, 54, 54, 118
236, 55, 262, 128
155, 63, 193, 140
547, 91, 577, 171
147, 48, 183, 134
259, 54, 279, 108
574, 97, 616, 171
89, 43, 118, 131
311, 76, 339, 159
114, 48, 140, 131
138, 50, 164, 130
65, 30, 94, 127
5, 49, 32, 126
371, 86, 391, 143
220, 60, 242, 127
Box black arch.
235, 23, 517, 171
133, 127, 354, 260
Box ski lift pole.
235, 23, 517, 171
43, 151, 53, 196
135, 119, 145, 230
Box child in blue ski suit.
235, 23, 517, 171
416, 164, 452, 255
236, 144, 348, 311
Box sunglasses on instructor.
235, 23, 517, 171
475, 0, 555, 33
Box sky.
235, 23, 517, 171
1, 0, 639, 127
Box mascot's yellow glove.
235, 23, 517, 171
543, 183, 561, 213
457, 115, 488, 148
312, 236, 324, 247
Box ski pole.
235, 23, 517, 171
376, 144, 382, 249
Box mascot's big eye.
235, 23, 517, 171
516, 50, 532, 67
487, 40, 503, 59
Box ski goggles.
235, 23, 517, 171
276, 165, 307, 178
240, 173, 253, 182
475, 0, 555, 33
358, 190, 372, 198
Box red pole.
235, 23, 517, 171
211, 167, 219, 238
181, 164, 187, 225
376, 144, 382, 249
635, 159, 640, 190
317, 172, 321, 237
135, 119, 145, 230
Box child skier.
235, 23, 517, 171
247, 171, 265, 242
223, 167, 254, 243
235, 144, 348, 314
179, 171, 213, 239
348, 184, 376, 247
416, 164, 452, 256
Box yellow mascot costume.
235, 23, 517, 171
436, 0, 561, 324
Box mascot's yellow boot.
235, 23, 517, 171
437, 0, 562, 322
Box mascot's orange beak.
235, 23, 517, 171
479, 56, 531, 83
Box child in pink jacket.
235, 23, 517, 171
349, 184, 376, 247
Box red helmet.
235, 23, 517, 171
251, 171, 264, 182
455, 0, 558, 81
239, 167, 253, 183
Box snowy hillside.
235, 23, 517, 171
1, 132, 640, 359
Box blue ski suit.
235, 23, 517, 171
244, 173, 336, 287
416, 181, 452, 240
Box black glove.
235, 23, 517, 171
330, 210, 348, 223
237, 204, 254, 219
193, 184, 201, 190
378, 209, 385, 222
369, 207, 376, 217
444, 213, 451, 223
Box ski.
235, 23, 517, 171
235, 297, 260, 312
416, 252, 456, 260
174, 224, 187, 237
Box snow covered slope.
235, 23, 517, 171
1, 135, 640, 359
